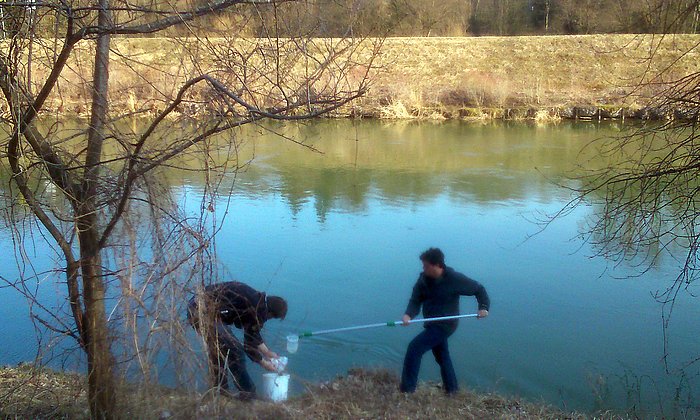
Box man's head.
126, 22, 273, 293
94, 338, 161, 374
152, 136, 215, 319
267, 296, 288, 320
420, 247, 445, 279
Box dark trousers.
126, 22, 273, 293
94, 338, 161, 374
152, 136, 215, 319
208, 322, 256, 397
400, 325, 458, 394
188, 298, 256, 397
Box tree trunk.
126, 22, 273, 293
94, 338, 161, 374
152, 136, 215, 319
82, 0, 115, 417
79, 224, 116, 419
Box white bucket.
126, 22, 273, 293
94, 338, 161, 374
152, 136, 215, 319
262, 373, 290, 402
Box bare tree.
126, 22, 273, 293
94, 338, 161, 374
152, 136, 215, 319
559, 3, 700, 367
387, 0, 470, 36
0, 0, 376, 417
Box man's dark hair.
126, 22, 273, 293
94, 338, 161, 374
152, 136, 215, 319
267, 296, 288, 320
420, 247, 445, 268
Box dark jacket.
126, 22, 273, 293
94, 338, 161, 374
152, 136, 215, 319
188, 281, 269, 362
404, 267, 490, 334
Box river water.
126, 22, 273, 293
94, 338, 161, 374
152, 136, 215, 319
1, 119, 698, 416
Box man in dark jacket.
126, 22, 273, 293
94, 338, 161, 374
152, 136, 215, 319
400, 248, 490, 394
187, 281, 287, 399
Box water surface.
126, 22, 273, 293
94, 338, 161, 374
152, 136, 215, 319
1, 120, 698, 416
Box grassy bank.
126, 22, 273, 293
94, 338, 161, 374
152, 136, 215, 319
9, 34, 700, 121
1, 365, 626, 419
365, 35, 700, 120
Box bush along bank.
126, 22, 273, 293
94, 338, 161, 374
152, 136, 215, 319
345, 102, 697, 122
101, 101, 692, 123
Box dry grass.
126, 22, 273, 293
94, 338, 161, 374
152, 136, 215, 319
364, 35, 700, 119
0, 364, 88, 418
283, 368, 592, 420
0, 365, 631, 419
534, 109, 562, 124
5, 34, 700, 120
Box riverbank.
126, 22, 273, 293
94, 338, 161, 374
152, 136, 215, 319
11, 34, 700, 121
1, 365, 624, 419
361, 35, 700, 121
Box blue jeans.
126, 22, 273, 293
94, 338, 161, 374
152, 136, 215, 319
400, 325, 458, 394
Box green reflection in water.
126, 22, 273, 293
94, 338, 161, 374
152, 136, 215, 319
190, 120, 615, 215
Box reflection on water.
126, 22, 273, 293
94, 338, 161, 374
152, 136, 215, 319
1, 119, 698, 416
171, 120, 609, 215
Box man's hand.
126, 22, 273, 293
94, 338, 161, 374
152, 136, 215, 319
257, 343, 278, 360
402, 314, 411, 326
477, 309, 489, 319
260, 359, 277, 372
